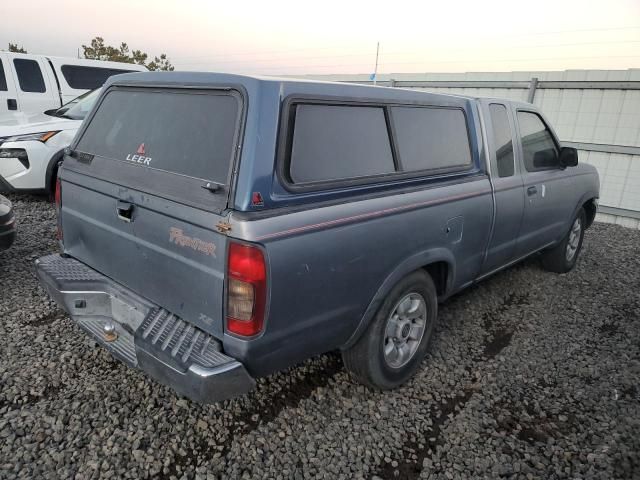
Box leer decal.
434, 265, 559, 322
126, 143, 153, 166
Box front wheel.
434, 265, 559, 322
541, 208, 586, 273
342, 270, 437, 390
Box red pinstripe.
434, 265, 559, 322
256, 188, 491, 241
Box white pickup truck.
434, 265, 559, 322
0, 52, 146, 122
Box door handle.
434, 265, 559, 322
527, 186, 538, 196
7, 99, 17, 110
116, 201, 134, 222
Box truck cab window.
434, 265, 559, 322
0, 60, 7, 91
13, 59, 46, 93
61, 65, 135, 90
517, 111, 559, 172
488, 104, 514, 177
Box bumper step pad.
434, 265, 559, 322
136, 307, 231, 371
37, 254, 105, 283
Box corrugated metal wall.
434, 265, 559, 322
305, 70, 640, 229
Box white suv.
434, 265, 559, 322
0, 89, 99, 193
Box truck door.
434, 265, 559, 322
513, 109, 576, 258
7, 54, 57, 115
0, 53, 19, 116
480, 101, 525, 275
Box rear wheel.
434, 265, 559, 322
541, 208, 586, 273
342, 270, 437, 389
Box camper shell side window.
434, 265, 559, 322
278, 96, 475, 192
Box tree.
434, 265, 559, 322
81, 37, 174, 71
8, 43, 27, 53
147, 54, 174, 72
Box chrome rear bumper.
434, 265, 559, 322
35, 254, 255, 403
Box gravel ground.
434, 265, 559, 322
0, 194, 639, 480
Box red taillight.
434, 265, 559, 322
54, 177, 63, 241
226, 242, 266, 337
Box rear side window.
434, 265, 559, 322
390, 106, 471, 172
288, 104, 395, 184
489, 104, 515, 177
517, 111, 559, 172
61, 65, 134, 90
13, 59, 46, 93
0, 60, 7, 91
76, 89, 240, 184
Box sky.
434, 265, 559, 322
1, 0, 639, 75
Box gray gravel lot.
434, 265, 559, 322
0, 194, 639, 480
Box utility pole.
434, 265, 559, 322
373, 41, 379, 86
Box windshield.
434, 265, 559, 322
50, 89, 101, 120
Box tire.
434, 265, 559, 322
342, 270, 437, 390
541, 208, 586, 274
47, 160, 63, 202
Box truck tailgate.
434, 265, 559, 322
61, 175, 228, 336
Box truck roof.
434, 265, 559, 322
6, 51, 148, 72
104, 71, 477, 104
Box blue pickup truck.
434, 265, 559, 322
36, 72, 599, 403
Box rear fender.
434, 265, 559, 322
341, 247, 455, 350
45, 149, 65, 194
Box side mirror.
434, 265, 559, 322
559, 147, 578, 168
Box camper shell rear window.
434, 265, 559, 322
70, 86, 245, 211
76, 87, 241, 184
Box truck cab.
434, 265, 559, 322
478, 98, 598, 276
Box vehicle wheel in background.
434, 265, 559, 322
541, 208, 586, 274
342, 270, 437, 390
